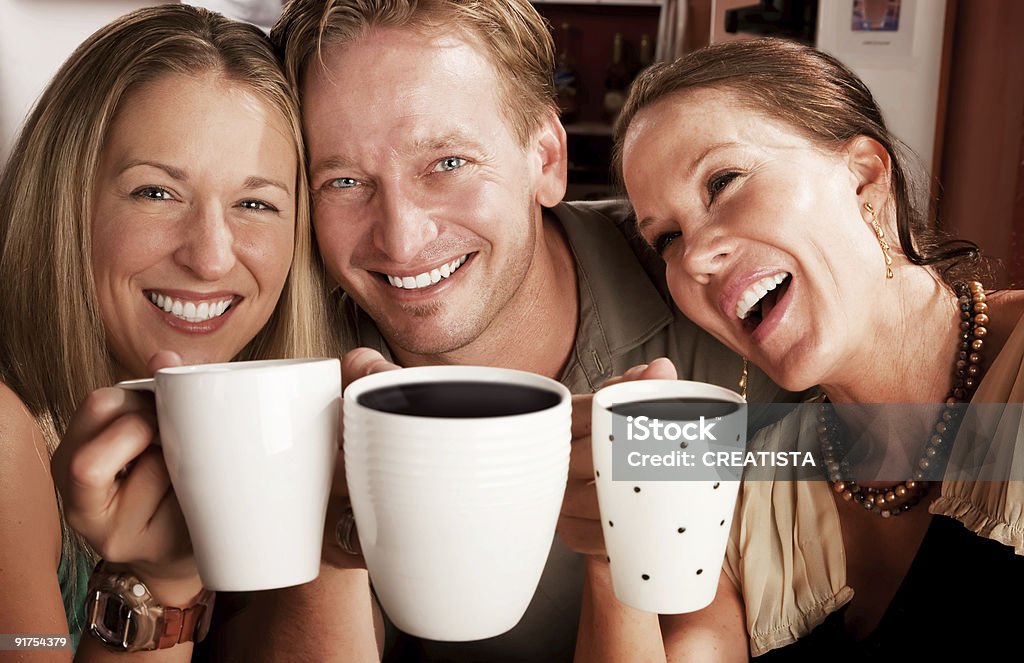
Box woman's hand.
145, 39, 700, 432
50, 351, 201, 604
321, 348, 401, 570
557, 358, 679, 558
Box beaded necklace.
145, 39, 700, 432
819, 281, 988, 518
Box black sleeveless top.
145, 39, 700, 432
757, 515, 1024, 660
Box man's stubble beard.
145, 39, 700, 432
383, 197, 539, 358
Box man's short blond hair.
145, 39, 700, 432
272, 0, 557, 145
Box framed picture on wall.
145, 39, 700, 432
838, 0, 916, 59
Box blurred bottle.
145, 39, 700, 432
638, 33, 654, 72
553, 22, 580, 124
602, 33, 630, 123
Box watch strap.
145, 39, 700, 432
157, 589, 215, 649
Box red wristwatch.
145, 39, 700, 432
86, 561, 215, 651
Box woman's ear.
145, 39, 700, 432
530, 109, 568, 208
845, 135, 891, 203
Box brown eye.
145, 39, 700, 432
239, 199, 278, 212
655, 231, 681, 255
132, 186, 173, 201
707, 171, 740, 201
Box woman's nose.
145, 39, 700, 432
173, 202, 237, 280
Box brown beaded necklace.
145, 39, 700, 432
819, 281, 988, 518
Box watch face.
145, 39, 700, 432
89, 592, 139, 649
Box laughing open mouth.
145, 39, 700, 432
735, 272, 791, 330
381, 254, 470, 290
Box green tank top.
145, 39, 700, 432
56, 544, 91, 652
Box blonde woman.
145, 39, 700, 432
0, 5, 332, 659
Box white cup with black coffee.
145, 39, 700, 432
342, 365, 571, 641
591, 380, 746, 614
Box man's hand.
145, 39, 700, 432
322, 348, 402, 569
557, 358, 678, 557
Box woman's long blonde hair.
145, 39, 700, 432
0, 4, 332, 617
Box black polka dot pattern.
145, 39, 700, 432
592, 457, 737, 598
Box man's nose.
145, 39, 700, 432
371, 182, 440, 264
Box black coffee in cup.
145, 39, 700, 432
357, 381, 562, 418
611, 397, 741, 421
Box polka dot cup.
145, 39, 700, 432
592, 379, 746, 614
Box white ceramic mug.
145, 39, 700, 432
120, 358, 340, 591
592, 380, 746, 614
343, 365, 571, 641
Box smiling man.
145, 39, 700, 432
264, 1, 793, 660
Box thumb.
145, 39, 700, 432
341, 347, 401, 390
146, 351, 185, 376
639, 357, 678, 381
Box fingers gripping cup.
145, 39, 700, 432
343, 366, 571, 641
592, 380, 746, 614
119, 358, 340, 591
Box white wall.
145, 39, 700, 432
0, 0, 168, 163
709, 0, 947, 179
817, 0, 947, 178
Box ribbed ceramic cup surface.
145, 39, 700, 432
344, 365, 570, 641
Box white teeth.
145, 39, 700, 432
148, 292, 234, 323
385, 254, 469, 291
735, 272, 789, 320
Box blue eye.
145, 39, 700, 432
655, 231, 682, 255
329, 177, 359, 189
132, 186, 173, 201
433, 157, 466, 172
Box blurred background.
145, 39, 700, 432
1, 0, 1021, 285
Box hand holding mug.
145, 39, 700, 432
51, 351, 202, 604
557, 358, 679, 558
322, 348, 401, 571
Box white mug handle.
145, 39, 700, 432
117, 378, 155, 393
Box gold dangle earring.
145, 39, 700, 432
739, 357, 748, 400
865, 201, 894, 279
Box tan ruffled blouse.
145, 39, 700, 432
724, 316, 1024, 656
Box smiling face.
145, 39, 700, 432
91, 72, 297, 378
623, 88, 889, 391
302, 26, 562, 359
